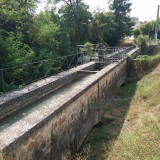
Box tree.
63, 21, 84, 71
52, 0, 81, 42
134, 28, 141, 38
0, 0, 37, 68
89, 12, 117, 45
49, 0, 92, 44
109, 0, 133, 44
139, 21, 156, 39
59, 2, 91, 46
134, 20, 160, 39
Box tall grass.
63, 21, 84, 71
104, 46, 160, 159
105, 66, 160, 159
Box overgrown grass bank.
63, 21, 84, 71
80, 45, 160, 160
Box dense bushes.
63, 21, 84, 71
134, 28, 141, 38
0, 0, 133, 69
133, 20, 157, 39
134, 35, 151, 49
128, 45, 160, 73
137, 54, 160, 71
134, 55, 152, 72
0, 0, 133, 93
133, 19, 159, 49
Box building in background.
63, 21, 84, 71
131, 17, 147, 29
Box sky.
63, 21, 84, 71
37, 0, 160, 22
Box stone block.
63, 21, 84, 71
35, 135, 43, 144
28, 141, 35, 152
31, 132, 38, 140
54, 121, 58, 129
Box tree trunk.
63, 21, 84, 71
75, 0, 79, 42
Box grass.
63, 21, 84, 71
79, 46, 160, 160
105, 66, 160, 160
120, 39, 134, 47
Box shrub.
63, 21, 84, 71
134, 55, 152, 72
127, 45, 160, 73
133, 28, 141, 38
138, 35, 151, 49
141, 45, 160, 55
84, 42, 94, 55
134, 35, 151, 49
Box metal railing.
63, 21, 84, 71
77, 45, 130, 63
0, 52, 85, 95
0, 45, 132, 95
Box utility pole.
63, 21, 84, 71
148, 18, 151, 38
154, 5, 160, 44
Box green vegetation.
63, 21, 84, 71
128, 45, 160, 72
89, 11, 117, 46
133, 28, 141, 38
0, 0, 133, 93
80, 46, 160, 159
133, 19, 160, 49
134, 35, 151, 49
133, 19, 160, 46
133, 20, 157, 40
109, 0, 134, 44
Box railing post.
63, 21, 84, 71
66, 56, 68, 70
1, 71, 5, 93
75, 54, 77, 66
98, 43, 104, 61
82, 51, 84, 64
112, 50, 113, 63
77, 46, 79, 65
25, 66, 28, 85
94, 48, 96, 62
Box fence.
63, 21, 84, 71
0, 45, 129, 95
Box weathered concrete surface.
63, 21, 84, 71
0, 62, 96, 120
127, 47, 141, 58
0, 48, 140, 160
0, 46, 135, 120
112, 46, 135, 57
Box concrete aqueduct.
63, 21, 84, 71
0, 47, 140, 160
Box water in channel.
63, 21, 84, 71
0, 74, 93, 132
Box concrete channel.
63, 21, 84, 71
0, 47, 140, 160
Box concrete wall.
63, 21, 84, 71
0, 62, 96, 120
0, 48, 140, 160
127, 47, 141, 58
0, 46, 136, 120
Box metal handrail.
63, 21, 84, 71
0, 46, 131, 95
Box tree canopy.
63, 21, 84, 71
0, 0, 133, 93
134, 20, 158, 39
109, 0, 133, 44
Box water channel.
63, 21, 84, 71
0, 74, 93, 132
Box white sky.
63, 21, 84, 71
37, 0, 160, 22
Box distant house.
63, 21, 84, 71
131, 17, 147, 29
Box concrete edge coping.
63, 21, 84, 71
127, 47, 140, 56
0, 46, 137, 105
0, 48, 140, 154
0, 62, 95, 105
